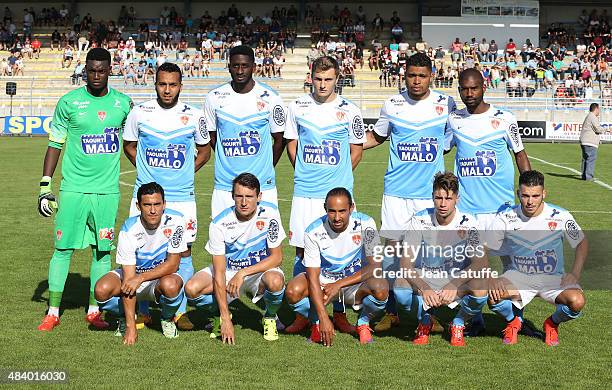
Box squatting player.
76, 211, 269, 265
396, 172, 489, 347
204, 45, 286, 218
284, 55, 365, 334
95, 182, 187, 344
285, 188, 388, 346
123, 62, 211, 331
185, 173, 286, 344
37, 48, 132, 331
364, 52, 456, 331
446, 67, 531, 336
487, 170, 587, 346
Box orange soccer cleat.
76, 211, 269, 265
308, 323, 321, 344
356, 324, 373, 344
285, 314, 309, 334
85, 311, 110, 330
38, 314, 60, 332
543, 317, 559, 346
412, 321, 433, 345
333, 312, 356, 334
449, 324, 466, 347
502, 316, 522, 345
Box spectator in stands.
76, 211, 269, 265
273, 52, 284, 77
182, 54, 193, 77
477, 38, 489, 62
77, 33, 89, 59
263, 50, 273, 77
176, 37, 188, 60
487, 39, 498, 62
391, 23, 403, 44
544, 65, 555, 89
61, 44, 74, 68
505, 38, 516, 59
71, 60, 84, 85
521, 38, 534, 63
1, 57, 10, 76
51, 29, 61, 50
30, 37, 41, 59
372, 13, 384, 33
506, 71, 520, 97
160, 6, 170, 26
124, 62, 137, 85
450, 37, 462, 62
490, 65, 501, 89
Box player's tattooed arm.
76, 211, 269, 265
286, 139, 297, 167
363, 131, 387, 150
194, 143, 212, 172
514, 150, 531, 174
212, 255, 235, 344
271, 132, 285, 166
123, 140, 137, 166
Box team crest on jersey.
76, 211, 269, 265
435, 105, 444, 115
56, 229, 63, 241
180, 115, 189, 125
98, 111, 106, 121
257, 100, 266, 111
256, 220, 265, 230
273, 105, 285, 126
352, 235, 361, 245
336, 111, 346, 121
352, 116, 364, 139
548, 221, 557, 230
98, 228, 114, 241
187, 219, 197, 231
565, 220, 580, 240
491, 119, 500, 129
268, 219, 279, 242
171, 226, 184, 248
163, 228, 172, 238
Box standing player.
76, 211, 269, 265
204, 45, 285, 218
283, 55, 365, 334
487, 170, 587, 346
185, 173, 286, 343
95, 182, 187, 345
37, 48, 132, 331
285, 188, 388, 345
364, 52, 456, 331
395, 172, 489, 347
446, 68, 531, 335
123, 62, 211, 331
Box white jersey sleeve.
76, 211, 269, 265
504, 116, 524, 153
123, 107, 140, 142
373, 100, 391, 138
362, 215, 380, 257
268, 94, 286, 134
266, 207, 286, 249
485, 212, 507, 251
205, 221, 226, 256
203, 94, 217, 134
561, 211, 585, 248
115, 229, 137, 266
194, 109, 210, 145
167, 216, 188, 254
283, 100, 298, 140
303, 230, 321, 268
348, 105, 366, 144
401, 216, 424, 250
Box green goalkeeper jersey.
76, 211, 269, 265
49, 86, 132, 194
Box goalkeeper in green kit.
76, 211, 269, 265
37, 48, 132, 331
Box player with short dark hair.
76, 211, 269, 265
94, 182, 187, 344
204, 45, 286, 219
487, 170, 587, 346
37, 48, 133, 332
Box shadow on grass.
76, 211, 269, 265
32, 273, 92, 315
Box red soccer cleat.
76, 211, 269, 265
502, 316, 522, 345
38, 314, 60, 331
356, 324, 373, 344
449, 324, 466, 347
543, 317, 559, 346
85, 311, 110, 330
412, 321, 433, 345
308, 323, 321, 344
333, 312, 356, 334
285, 314, 309, 334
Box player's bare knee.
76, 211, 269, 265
263, 271, 285, 292
159, 275, 182, 297
285, 281, 305, 304
184, 279, 200, 299
567, 291, 586, 312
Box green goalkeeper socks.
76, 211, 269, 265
48, 248, 74, 307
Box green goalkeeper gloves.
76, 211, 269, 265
38, 176, 58, 217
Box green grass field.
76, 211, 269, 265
1, 138, 611, 388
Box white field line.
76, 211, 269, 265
530, 156, 612, 191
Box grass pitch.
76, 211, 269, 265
1, 138, 611, 388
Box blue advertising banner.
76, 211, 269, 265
2, 116, 52, 135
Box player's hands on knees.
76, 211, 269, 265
227, 270, 245, 298
123, 326, 138, 346
561, 272, 579, 287
121, 275, 143, 296
439, 283, 458, 305
319, 317, 335, 347
221, 318, 235, 345
421, 288, 441, 308
488, 277, 507, 302
38, 177, 58, 217
321, 283, 341, 306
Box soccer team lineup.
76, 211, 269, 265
35, 45, 590, 349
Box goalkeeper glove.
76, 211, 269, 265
38, 176, 58, 217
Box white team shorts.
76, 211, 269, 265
199, 265, 284, 304
130, 198, 198, 244
110, 268, 184, 303
380, 195, 433, 240
501, 269, 582, 309
416, 273, 460, 310
289, 196, 326, 247
319, 275, 362, 308
210, 187, 278, 220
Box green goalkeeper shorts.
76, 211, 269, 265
54, 191, 120, 251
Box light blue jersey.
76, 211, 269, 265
403, 208, 482, 272
374, 91, 456, 199
285, 94, 365, 198
204, 82, 286, 191
303, 212, 380, 281
446, 106, 524, 214
124, 99, 210, 201
115, 209, 187, 274
488, 203, 584, 275
205, 202, 286, 271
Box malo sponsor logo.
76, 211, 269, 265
458, 150, 497, 177
396, 137, 438, 162
145, 144, 187, 169
80, 127, 120, 154
303, 139, 341, 165
222, 131, 261, 157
